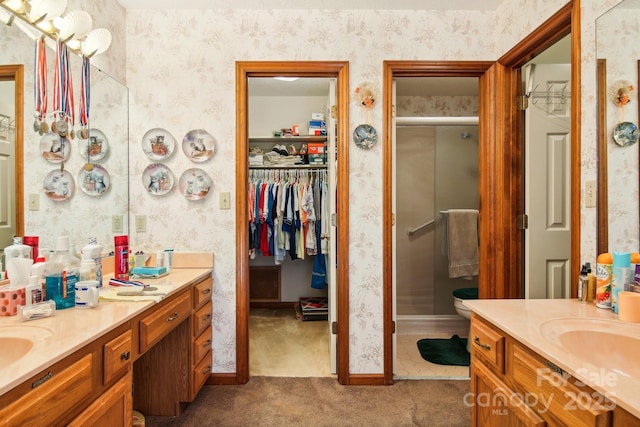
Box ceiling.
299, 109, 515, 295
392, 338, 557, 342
116, 0, 503, 10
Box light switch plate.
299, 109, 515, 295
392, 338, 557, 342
585, 181, 596, 208
112, 215, 123, 233
220, 192, 231, 210
135, 215, 146, 233
28, 193, 40, 211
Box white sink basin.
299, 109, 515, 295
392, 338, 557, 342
0, 325, 54, 365
539, 318, 640, 379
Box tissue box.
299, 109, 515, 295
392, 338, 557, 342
0, 287, 26, 316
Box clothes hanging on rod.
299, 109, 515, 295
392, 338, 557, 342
248, 168, 329, 267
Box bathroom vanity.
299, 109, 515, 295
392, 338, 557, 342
466, 299, 640, 426
0, 255, 213, 426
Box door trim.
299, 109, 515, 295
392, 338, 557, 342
382, 60, 494, 384
235, 61, 350, 385
0, 64, 24, 238
497, 1, 580, 298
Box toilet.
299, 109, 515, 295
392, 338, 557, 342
453, 287, 478, 320
453, 287, 478, 353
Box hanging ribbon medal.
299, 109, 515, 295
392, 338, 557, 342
79, 56, 90, 140
34, 36, 48, 135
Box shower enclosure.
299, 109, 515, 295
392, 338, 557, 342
395, 121, 479, 317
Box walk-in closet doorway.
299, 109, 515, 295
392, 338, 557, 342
235, 62, 350, 385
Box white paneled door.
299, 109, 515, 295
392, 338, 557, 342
524, 64, 572, 299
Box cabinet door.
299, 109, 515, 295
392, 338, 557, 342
69, 370, 133, 427
471, 359, 546, 427
0, 353, 94, 426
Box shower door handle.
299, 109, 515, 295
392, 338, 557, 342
407, 218, 435, 236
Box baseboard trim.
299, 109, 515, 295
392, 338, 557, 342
207, 373, 239, 385
396, 315, 469, 336
346, 374, 386, 385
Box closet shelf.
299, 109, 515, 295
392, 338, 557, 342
249, 136, 327, 143
249, 164, 327, 169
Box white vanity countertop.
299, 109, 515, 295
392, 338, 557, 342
465, 299, 640, 418
0, 268, 211, 396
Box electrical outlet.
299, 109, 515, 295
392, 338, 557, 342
28, 193, 40, 211
135, 215, 146, 233
112, 215, 123, 233
220, 192, 231, 210
585, 180, 596, 208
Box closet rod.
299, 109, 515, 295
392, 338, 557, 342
396, 116, 478, 126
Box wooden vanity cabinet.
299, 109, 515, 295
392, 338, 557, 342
469, 314, 637, 427
0, 267, 213, 426
132, 273, 213, 416
0, 323, 132, 427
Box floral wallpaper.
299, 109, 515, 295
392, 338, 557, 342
596, 6, 640, 253
8, 0, 624, 376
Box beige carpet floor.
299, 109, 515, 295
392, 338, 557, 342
250, 307, 331, 377
146, 377, 471, 426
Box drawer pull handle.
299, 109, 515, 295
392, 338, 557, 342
203, 288, 212, 294
167, 312, 180, 321
32, 371, 53, 389
120, 351, 131, 361
473, 336, 491, 351
203, 365, 212, 375
203, 339, 212, 348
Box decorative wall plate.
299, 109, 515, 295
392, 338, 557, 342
78, 128, 109, 162
179, 168, 212, 200
353, 124, 378, 149
142, 163, 174, 196
78, 164, 110, 196
43, 169, 75, 201
613, 121, 639, 147
141, 128, 176, 161
182, 129, 215, 162
40, 132, 71, 163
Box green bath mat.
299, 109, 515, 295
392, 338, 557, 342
416, 335, 470, 366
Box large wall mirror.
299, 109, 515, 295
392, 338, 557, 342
596, 0, 640, 254
0, 20, 128, 256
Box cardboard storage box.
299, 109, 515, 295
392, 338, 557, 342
308, 143, 325, 154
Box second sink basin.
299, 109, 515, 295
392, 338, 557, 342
540, 318, 640, 379
0, 325, 54, 365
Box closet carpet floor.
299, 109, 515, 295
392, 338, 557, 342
250, 307, 331, 377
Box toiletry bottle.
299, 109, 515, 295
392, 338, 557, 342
612, 251, 632, 314
25, 275, 42, 305
585, 263, 595, 302
129, 249, 136, 272
114, 235, 129, 279
4, 237, 33, 259
31, 257, 46, 299
44, 236, 79, 309
22, 236, 39, 260
578, 264, 589, 302
596, 252, 613, 309
79, 259, 97, 282
82, 237, 103, 287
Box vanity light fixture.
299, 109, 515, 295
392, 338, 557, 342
0, 0, 111, 58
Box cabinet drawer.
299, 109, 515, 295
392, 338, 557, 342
140, 291, 191, 353
193, 326, 213, 365
470, 315, 505, 373
0, 353, 94, 426
104, 330, 132, 385
194, 277, 213, 309
191, 350, 212, 398
193, 301, 213, 337
510, 342, 613, 426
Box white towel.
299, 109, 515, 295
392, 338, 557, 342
447, 209, 479, 278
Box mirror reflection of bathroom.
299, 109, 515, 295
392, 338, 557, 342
393, 77, 479, 379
